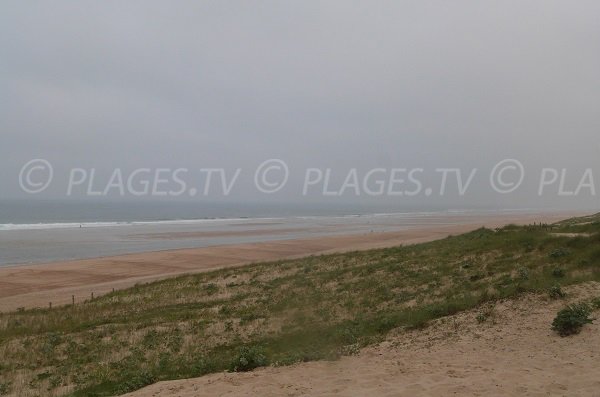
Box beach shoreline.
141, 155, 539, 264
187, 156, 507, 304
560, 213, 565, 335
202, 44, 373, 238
0, 211, 583, 312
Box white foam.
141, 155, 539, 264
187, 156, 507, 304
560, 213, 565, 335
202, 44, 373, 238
0, 209, 525, 232
0, 218, 248, 231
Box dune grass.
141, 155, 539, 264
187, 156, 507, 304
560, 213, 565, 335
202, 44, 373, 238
1, 214, 600, 396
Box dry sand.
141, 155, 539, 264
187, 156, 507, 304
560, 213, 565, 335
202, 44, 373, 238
125, 282, 600, 397
0, 212, 578, 312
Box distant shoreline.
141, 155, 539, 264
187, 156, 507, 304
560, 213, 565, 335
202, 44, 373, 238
0, 208, 550, 232
0, 209, 573, 266
0, 210, 584, 312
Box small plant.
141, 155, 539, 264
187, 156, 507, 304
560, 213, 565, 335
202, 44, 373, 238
340, 343, 360, 356
142, 329, 160, 348
204, 283, 219, 295
42, 332, 63, 355
552, 303, 594, 336
550, 247, 570, 259
0, 382, 11, 395
552, 267, 565, 278
476, 303, 495, 324
229, 346, 268, 372
517, 266, 529, 280
548, 284, 565, 299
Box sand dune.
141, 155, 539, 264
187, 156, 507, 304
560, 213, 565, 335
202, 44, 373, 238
126, 282, 600, 397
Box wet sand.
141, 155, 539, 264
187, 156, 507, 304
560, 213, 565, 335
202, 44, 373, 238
0, 212, 579, 312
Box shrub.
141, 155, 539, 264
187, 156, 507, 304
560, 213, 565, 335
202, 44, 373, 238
476, 304, 495, 323
204, 283, 219, 295
229, 346, 268, 372
551, 303, 594, 336
550, 248, 570, 259
548, 284, 565, 299
340, 343, 360, 356
552, 267, 565, 278
517, 266, 529, 280
42, 332, 63, 355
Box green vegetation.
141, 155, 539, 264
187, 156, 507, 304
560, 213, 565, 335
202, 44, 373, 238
1, 213, 600, 396
548, 284, 566, 299
552, 303, 594, 336
229, 346, 269, 372
476, 313, 487, 323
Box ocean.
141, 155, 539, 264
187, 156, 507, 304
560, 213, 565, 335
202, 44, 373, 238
0, 199, 531, 266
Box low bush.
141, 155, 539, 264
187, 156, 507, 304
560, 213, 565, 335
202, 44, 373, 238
517, 266, 529, 280
549, 248, 570, 259
551, 303, 593, 336
229, 346, 268, 372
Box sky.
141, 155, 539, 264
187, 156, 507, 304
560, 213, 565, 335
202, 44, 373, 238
1, 1, 599, 210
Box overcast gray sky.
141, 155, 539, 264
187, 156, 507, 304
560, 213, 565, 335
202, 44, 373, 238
1, 1, 599, 209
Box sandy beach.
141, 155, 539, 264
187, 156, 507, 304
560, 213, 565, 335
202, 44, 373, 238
0, 211, 578, 312
125, 282, 600, 397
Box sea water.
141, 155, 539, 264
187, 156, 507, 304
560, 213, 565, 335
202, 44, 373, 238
0, 199, 529, 266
